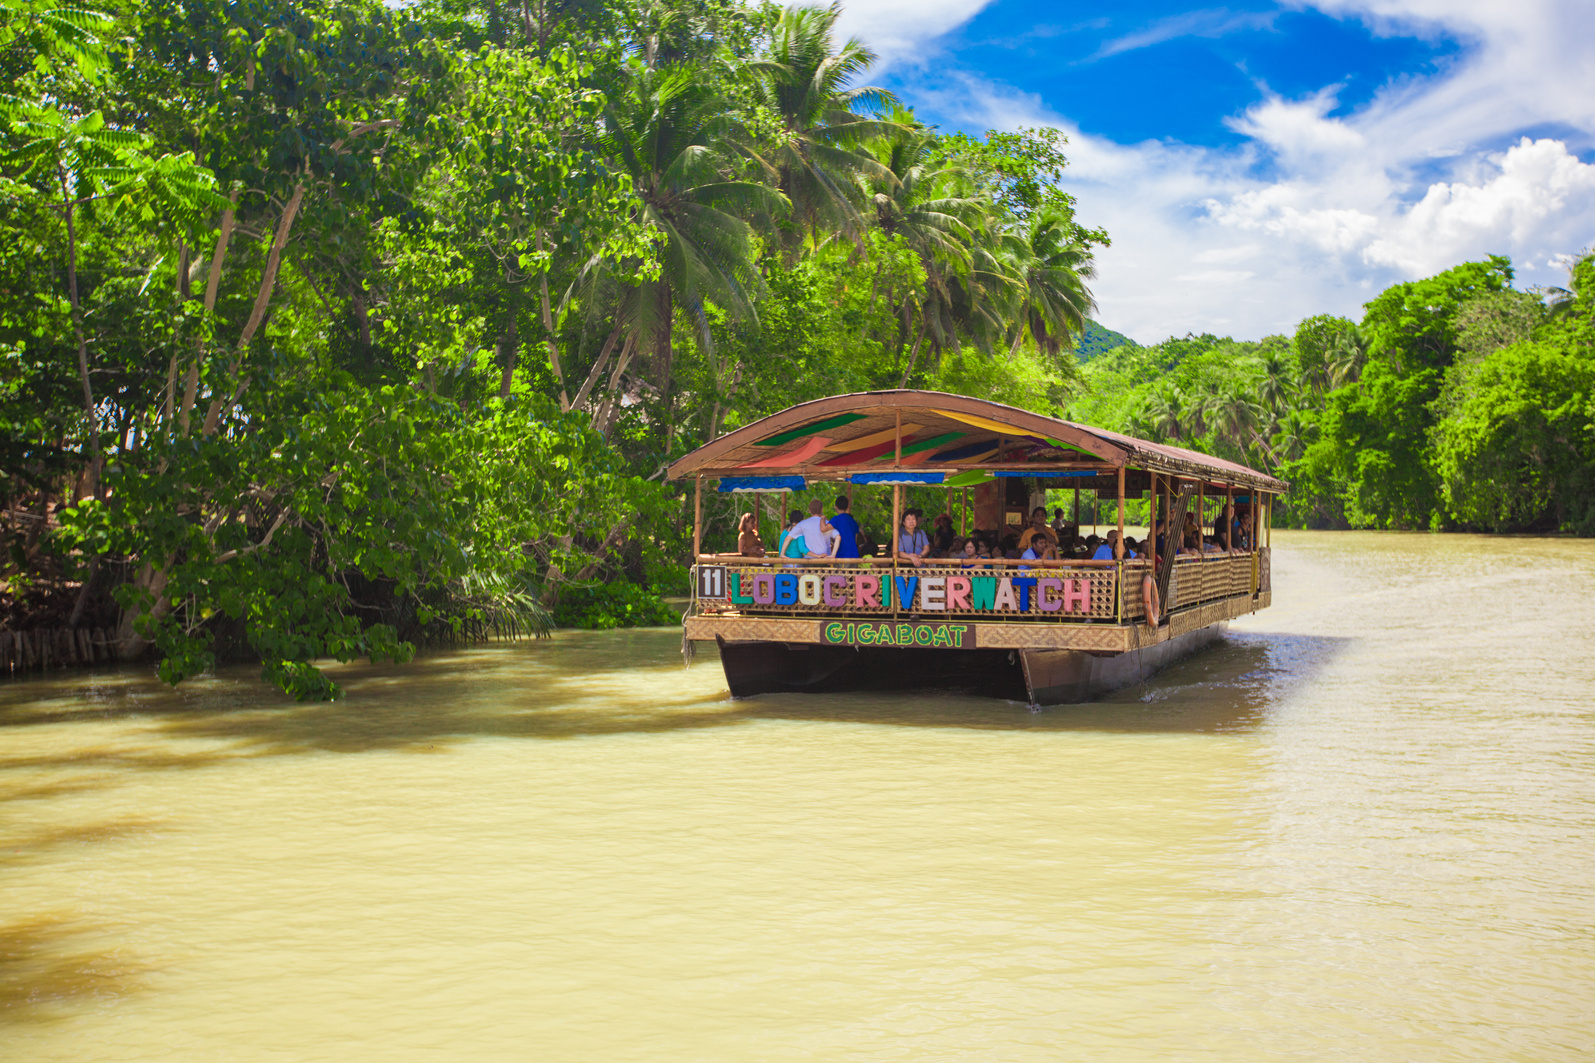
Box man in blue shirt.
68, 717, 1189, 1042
829, 495, 861, 559
1090, 530, 1123, 560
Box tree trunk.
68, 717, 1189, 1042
203, 182, 306, 436
498, 309, 518, 400
897, 319, 925, 388
114, 563, 170, 661
572, 319, 624, 412
59, 174, 102, 500
181, 193, 239, 435
535, 230, 570, 408
652, 285, 673, 392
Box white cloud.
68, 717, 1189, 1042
838, 0, 1595, 341
1363, 138, 1595, 274
1093, 8, 1277, 59
831, 0, 996, 67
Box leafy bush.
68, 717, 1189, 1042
552, 582, 678, 630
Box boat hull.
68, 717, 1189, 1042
715, 621, 1228, 705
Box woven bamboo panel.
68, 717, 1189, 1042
974, 624, 1131, 652
1258, 548, 1271, 594
684, 616, 823, 643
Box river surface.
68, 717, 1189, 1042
3, 531, 1593, 1061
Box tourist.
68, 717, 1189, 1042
1020, 538, 1057, 566
1091, 529, 1124, 561
829, 495, 861, 559
778, 510, 806, 559
791, 498, 837, 559
1018, 507, 1055, 552
897, 509, 930, 567
959, 538, 981, 568
932, 513, 955, 557
1051, 507, 1077, 541
736, 512, 765, 557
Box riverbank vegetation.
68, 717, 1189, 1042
1, 0, 1104, 696
4, 0, 1590, 698
1072, 253, 1595, 535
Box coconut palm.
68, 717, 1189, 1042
1327, 327, 1367, 388
1142, 389, 1184, 442
1258, 352, 1295, 412
1008, 205, 1097, 357
588, 60, 789, 399
746, 2, 902, 247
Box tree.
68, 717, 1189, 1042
745, 1, 898, 248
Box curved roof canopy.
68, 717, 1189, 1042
667, 390, 1287, 493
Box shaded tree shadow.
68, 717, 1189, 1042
0, 629, 1352, 766
0, 912, 149, 1026
0, 817, 163, 871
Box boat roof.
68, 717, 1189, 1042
667, 390, 1288, 493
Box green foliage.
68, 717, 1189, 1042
1073, 319, 1135, 362
552, 581, 677, 629
1431, 340, 1595, 533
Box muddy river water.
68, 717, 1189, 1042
3, 531, 1593, 1061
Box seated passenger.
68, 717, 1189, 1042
736, 512, 765, 557
1020, 538, 1058, 564
1051, 507, 1078, 541
1018, 507, 1055, 552
1091, 530, 1124, 561
959, 538, 981, 567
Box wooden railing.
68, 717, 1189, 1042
693, 550, 1263, 627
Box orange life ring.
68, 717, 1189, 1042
1142, 573, 1161, 626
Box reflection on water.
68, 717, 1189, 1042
2, 531, 1593, 1061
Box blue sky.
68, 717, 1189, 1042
835, 0, 1595, 341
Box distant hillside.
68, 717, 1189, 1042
1073, 319, 1136, 362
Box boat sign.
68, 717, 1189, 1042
821, 621, 972, 649
697, 565, 729, 600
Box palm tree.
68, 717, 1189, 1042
1212, 392, 1264, 456
1009, 205, 1096, 357
1258, 352, 1295, 412
1142, 389, 1183, 442
586, 60, 788, 406
1272, 409, 1317, 464
1327, 327, 1367, 388
746, 3, 902, 248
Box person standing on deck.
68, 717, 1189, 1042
829, 495, 861, 559
792, 498, 838, 559
737, 512, 765, 557
897, 509, 930, 567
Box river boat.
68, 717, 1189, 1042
671, 390, 1286, 705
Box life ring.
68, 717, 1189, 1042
1142, 573, 1161, 627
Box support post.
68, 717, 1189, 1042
1073, 486, 1080, 530
1266, 495, 1272, 548
1226, 483, 1234, 554
693, 476, 703, 560
1198, 482, 1205, 543
961, 487, 968, 537
1150, 473, 1159, 564
754, 491, 762, 550
894, 409, 902, 466
1116, 466, 1125, 553
891, 484, 902, 618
